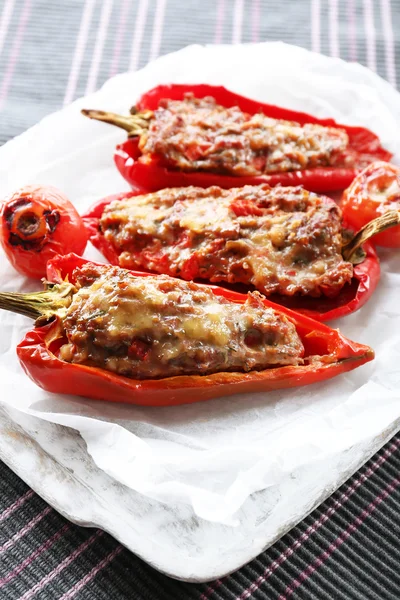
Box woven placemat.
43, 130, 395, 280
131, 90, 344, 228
1, 1, 400, 598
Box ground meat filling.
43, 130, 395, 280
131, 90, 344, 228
138, 94, 350, 176
100, 184, 353, 298
59, 264, 304, 379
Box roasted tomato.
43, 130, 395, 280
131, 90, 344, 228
0, 185, 88, 278
341, 161, 400, 248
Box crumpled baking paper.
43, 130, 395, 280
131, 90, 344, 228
1, 42, 400, 526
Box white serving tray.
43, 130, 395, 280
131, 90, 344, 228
1, 43, 400, 582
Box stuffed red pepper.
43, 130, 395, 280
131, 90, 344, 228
82, 84, 391, 193
0, 254, 373, 406
83, 184, 399, 322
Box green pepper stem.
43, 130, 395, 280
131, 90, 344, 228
81, 108, 153, 137
0, 282, 75, 322
343, 210, 400, 263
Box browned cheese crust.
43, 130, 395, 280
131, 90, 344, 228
59, 264, 304, 379
138, 95, 350, 176
100, 184, 353, 298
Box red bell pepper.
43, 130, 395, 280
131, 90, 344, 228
82, 191, 382, 323
0, 253, 373, 407
83, 84, 392, 194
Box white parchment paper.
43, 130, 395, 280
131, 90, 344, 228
1, 42, 400, 529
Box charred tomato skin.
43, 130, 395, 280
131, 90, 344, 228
341, 161, 400, 248
0, 185, 88, 279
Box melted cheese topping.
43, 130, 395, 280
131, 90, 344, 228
100, 184, 353, 298
73, 277, 231, 345
139, 95, 350, 176
59, 264, 304, 379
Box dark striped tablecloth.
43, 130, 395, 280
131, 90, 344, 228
1, 1, 400, 598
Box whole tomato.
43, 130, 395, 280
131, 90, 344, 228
341, 161, 400, 248
0, 185, 88, 278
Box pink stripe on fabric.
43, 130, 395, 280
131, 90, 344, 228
0, 489, 34, 523
109, 0, 130, 76
59, 545, 123, 599
251, 0, 260, 43
0, 524, 70, 588
0, 0, 31, 111
200, 580, 223, 600
149, 0, 167, 62
0, 0, 16, 57
363, 0, 377, 72
347, 0, 357, 61
235, 437, 400, 600
214, 0, 225, 44
329, 0, 339, 57
85, 0, 114, 94
380, 0, 397, 87
19, 530, 104, 600
280, 476, 400, 599
63, 0, 96, 106
0, 507, 52, 554
129, 0, 149, 71
232, 0, 244, 44
311, 0, 321, 54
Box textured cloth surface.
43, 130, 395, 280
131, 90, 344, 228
1, 0, 400, 598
